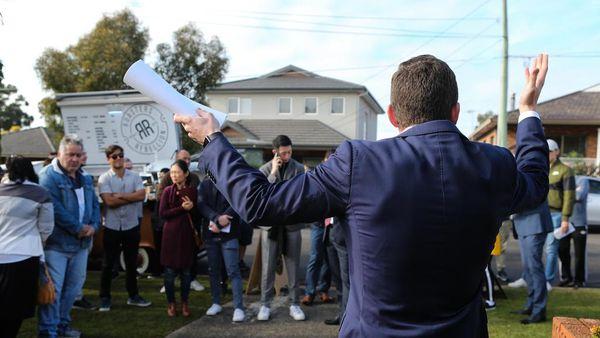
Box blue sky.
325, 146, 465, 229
1, 0, 599, 139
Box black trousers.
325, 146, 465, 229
100, 226, 141, 298
559, 226, 587, 283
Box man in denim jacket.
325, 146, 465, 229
38, 135, 100, 338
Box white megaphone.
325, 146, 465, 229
123, 60, 227, 127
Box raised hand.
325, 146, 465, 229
519, 53, 549, 113
174, 109, 220, 144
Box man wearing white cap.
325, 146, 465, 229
545, 139, 575, 288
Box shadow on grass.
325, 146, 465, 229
18, 271, 223, 338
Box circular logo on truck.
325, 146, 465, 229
121, 104, 169, 155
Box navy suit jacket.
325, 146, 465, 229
199, 117, 548, 337
513, 201, 554, 237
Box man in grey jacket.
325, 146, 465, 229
256, 135, 306, 321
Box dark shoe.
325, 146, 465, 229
558, 279, 573, 287
73, 296, 97, 310
319, 292, 334, 303
521, 314, 546, 324
301, 294, 314, 306
573, 282, 584, 289
98, 297, 111, 312
167, 302, 177, 317
58, 327, 81, 338
510, 308, 532, 315
127, 294, 152, 307
111, 270, 119, 280
324, 316, 340, 325
181, 301, 191, 317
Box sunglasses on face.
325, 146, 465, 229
110, 153, 125, 160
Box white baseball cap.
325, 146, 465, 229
547, 139, 559, 152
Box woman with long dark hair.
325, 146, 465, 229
0, 156, 54, 337
159, 159, 199, 317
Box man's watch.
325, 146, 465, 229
203, 131, 222, 147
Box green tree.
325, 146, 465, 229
0, 60, 33, 132
477, 110, 495, 125
154, 23, 228, 153
35, 8, 149, 137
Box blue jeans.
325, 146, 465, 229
164, 267, 191, 303
545, 212, 562, 282
207, 238, 244, 310
305, 224, 331, 296
38, 249, 88, 336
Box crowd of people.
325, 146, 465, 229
0, 53, 594, 337
0, 132, 351, 338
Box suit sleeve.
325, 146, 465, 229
508, 116, 550, 214
199, 134, 351, 226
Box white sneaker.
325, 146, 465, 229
508, 278, 527, 288
160, 285, 165, 293
546, 282, 553, 292
233, 308, 245, 322
190, 280, 205, 291
289, 305, 305, 321
206, 303, 222, 316
257, 305, 270, 321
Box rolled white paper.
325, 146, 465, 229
123, 60, 227, 126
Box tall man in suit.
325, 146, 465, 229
511, 202, 553, 324
175, 54, 550, 337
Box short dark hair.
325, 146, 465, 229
390, 55, 458, 129
159, 168, 170, 174
272, 135, 292, 149
6, 155, 39, 184
105, 144, 124, 157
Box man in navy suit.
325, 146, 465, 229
175, 54, 549, 337
511, 202, 553, 324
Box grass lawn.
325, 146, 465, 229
488, 286, 600, 337
17, 272, 600, 337
18, 271, 222, 338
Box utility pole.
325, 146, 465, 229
497, 0, 509, 147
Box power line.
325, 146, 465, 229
198, 21, 498, 39
222, 14, 498, 38
444, 20, 498, 59
359, 0, 494, 84
221, 9, 498, 22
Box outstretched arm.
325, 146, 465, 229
196, 134, 352, 226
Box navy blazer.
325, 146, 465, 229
513, 201, 554, 237
199, 117, 548, 337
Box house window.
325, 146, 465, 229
228, 97, 239, 114
331, 97, 344, 114
547, 135, 586, 157
279, 97, 292, 114
562, 135, 586, 157
305, 97, 317, 114
240, 98, 252, 115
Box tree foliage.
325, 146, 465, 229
0, 60, 32, 132
35, 9, 149, 136
477, 110, 495, 125
154, 23, 229, 153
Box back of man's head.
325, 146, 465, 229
391, 55, 458, 129
272, 135, 292, 149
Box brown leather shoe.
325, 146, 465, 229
167, 302, 177, 317
319, 292, 334, 303
300, 294, 314, 306
182, 301, 191, 317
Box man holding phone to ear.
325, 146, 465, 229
255, 135, 307, 322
